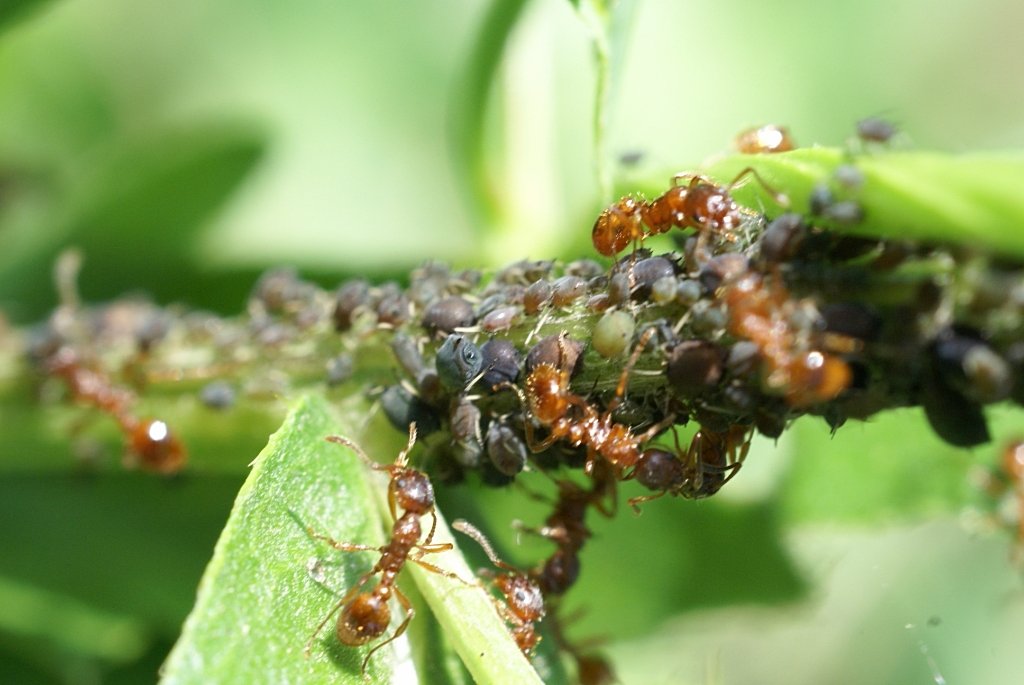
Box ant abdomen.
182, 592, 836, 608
337, 593, 392, 646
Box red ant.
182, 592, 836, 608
997, 439, 1024, 560
452, 519, 545, 655
628, 424, 753, 511
512, 329, 675, 479
42, 346, 186, 473
305, 425, 467, 674
592, 168, 786, 257
735, 124, 796, 154
719, 272, 851, 407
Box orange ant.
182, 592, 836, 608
628, 424, 753, 511
512, 329, 675, 479
719, 272, 851, 407
42, 346, 186, 473
452, 519, 545, 655
305, 425, 467, 674
997, 439, 1024, 560
592, 168, 786, 257
735, 124, 796, 154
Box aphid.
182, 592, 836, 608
450, 397, 483, 468
199, 380, 236, 410
332, 280, 371, 332
452, 519, 545, 654
592, 311, 636, 359
486, 420, 528, 476
734, 124, 795, 154
306, 426, 467, 673
435, 334, 483, 393
666, 340, 725, 397
422, 296, 475, 336
481, 306, 521, 333
550, 276, 588, 308
479, 338, 521, 388
856, 116, 897, 144
523, 279, 552, 314
42, 346, 186, 473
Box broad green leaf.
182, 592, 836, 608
0, 0, 58, 34
161, 393, 542, 684
696, 148, 1024, 259
0, 122, 266, 321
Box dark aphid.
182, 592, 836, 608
933, 331, 1012, 403
585, 293, 612, 312
332, 280, 370, 332
391, 334, 428, 380
252, 267, 305, 313
480, 338, 521, 388
525, 334, 584, 378
450, 398, 483, 468
820, 303, 882, 341
920, 371, 990, 448
856, 116, 897, 143
675, 279, 702, 305
735, 124, 795, 154
550, 276, 588, 308
833, 164, 865, 190
325, 353, 354, 387
481, 306, 521, 333
666, 341, 725, 397
628, 256, 675, 301
759, 213, 806, 263
725, 341, 761, 377
607, 272, 631, 305
566, 259, 605, 279
200, 380, 236, 410
379, 385, 440, 436
808, 183, 834, 216
487, 421, 528, 476
495, 259, 555, 285
523, 279, 552, 314
436, 334, 484, 393
422, 296, 475, 336
698, 254, 749, 293
649, 276, 677, 305
134, 312, 170, 353
376, 291, 411, 327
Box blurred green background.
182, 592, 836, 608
2, 0, 1024, 683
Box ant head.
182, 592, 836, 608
392, 469, 434, 515
130, 418, 187, 473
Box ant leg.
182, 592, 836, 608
307, 527, 381, 554
360, 587, 415, 675
627, 490, 667, 514
608, 327, 657, 413
304, 578, 370, 657
671, 172, 710, 188
725, 167, 789, 207
408, 557, 476, 587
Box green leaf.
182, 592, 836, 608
696, 148, 1024, 259
161, 393, 542, 684
0, 122, 266, 321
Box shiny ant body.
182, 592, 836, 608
306, 425, 465, 674
629, 424, 753, 510
452, 519, 545, 655
513, 329, 674, 479
42, 346, 186, 473
735, 124, 796, 154
719, 272, 851, 407
592, 168, 785, 257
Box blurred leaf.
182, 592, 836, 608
0, 0, 58, 34
162, 393, 542, 685
449, 0, 529, 228
697, 148, 1024, 259
778, 411, 975, 524
0, 472, 241, 631
0, 122, 266, 321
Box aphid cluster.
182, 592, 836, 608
27, 118, 1024, 679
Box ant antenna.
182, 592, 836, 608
452, 519, 514, 572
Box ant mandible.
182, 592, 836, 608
592, 167, 786, 257
305, 424, 466, 674
452, 519, 546, 655
513, 328, 675, 478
